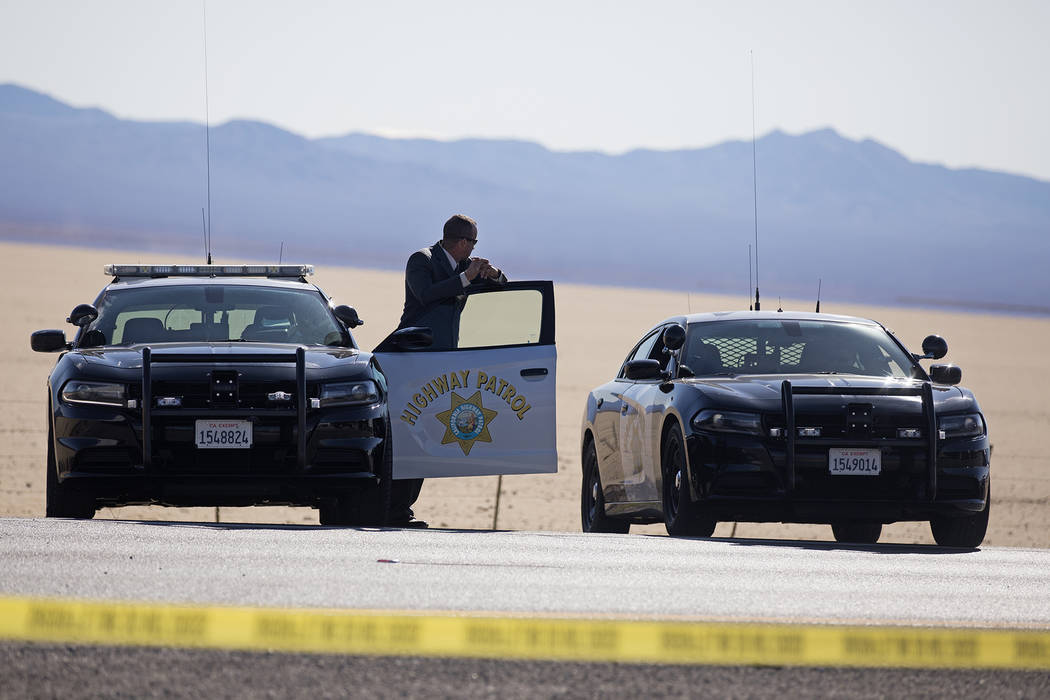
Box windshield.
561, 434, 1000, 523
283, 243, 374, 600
682, 319, 917, 379
81, 284, 349, 347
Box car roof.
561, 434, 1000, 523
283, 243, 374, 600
653, 310, 883, 329
102, 276, 322, 292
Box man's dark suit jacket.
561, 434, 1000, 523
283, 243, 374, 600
398, 241, 507, 350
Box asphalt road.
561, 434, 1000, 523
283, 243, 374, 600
3, 517, 1050, 626
2, 517, 1049, 698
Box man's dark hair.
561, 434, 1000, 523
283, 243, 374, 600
442, 214, 478, 241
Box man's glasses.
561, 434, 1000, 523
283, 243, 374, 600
461, 236, 478, 245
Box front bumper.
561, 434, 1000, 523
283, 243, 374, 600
53, 401, 385, 507
686, 431, 989, 523
684, 380, 990, 524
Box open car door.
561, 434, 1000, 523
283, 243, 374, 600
374, 281, 557, 479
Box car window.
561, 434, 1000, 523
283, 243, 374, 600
647, 331, 671, 370
683, 319, 916, 378
618, 328, 662, 378
85, 285, 349, 347
457, 288, 543, 348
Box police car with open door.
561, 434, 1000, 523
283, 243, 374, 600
31, 264, 557, 525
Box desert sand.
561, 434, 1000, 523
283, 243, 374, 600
3, 240, 1047, 547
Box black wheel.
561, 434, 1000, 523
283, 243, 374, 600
581, 438, 629, 533
930, 487, 990, 548
831, 521, 882, 544
662, 423, 715, 537
319, 422, 393, 527
45, 414, 95, 519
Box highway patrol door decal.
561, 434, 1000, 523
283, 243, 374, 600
377, 348, 557, 478
375, 281, 557, 479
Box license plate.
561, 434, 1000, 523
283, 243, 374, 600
195, 420, 252, 449
829, 448, 881, 475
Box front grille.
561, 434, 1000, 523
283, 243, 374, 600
151, 378, 300, 410
767, 407, 926, 440
151, 417, 296, 473
788, 445, 929, 499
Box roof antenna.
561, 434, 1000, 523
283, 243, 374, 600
747, 244, 753, 310
815, 278, 822, 313
750, 49, 760, 311
202, 0, 213, 265
279, 241, 284, 264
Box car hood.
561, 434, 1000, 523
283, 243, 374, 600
681, 374, 974, 412
69, 343, 367, 371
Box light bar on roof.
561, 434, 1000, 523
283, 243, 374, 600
103, 264, 314, 278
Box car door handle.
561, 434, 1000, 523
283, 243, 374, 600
520, 368, 548, 377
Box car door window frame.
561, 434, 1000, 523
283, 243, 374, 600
376, 280, 555, 353
618, 328, 662, 379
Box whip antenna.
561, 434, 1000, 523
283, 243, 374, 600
748, 244, 753, 310
750, 50, 760, 311
202, 0, 213, 264
279, 241, 284, 264
816, 278, 822, 313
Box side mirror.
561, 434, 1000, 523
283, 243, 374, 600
31, 329, 68, 352
66, 304, 98, 328
920, 335, 948, 360
662, 324, 686, 352
624, 359, 664, 381
929, 364, 962, 385
333, 305, 364, 328
390, 327, 433, 350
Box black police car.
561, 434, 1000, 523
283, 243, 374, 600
31, 264, 391, 525
580, 311, 991, 547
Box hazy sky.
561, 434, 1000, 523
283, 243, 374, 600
2, 0, 1048, 181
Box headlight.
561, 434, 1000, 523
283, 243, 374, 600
61, 380, 127, 407
319, 380, 379, 407
692, 409, 763, 435
938, 413, 985, 439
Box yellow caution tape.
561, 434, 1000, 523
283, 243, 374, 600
1, 595, 1048, 669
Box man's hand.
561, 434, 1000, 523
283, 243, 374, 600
465, 257, 490, 281
479, 261, 501, 279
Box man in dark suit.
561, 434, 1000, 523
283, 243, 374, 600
397, 214, 507, 347
390, 213, 507, 527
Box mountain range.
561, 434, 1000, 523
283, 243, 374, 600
2, 83, 1048, 311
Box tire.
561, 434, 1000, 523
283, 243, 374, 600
44, 414, 95, 519
580, 438, 629, 533
930, 487, 990, 548
662, 423, 715, 538
831, 521, 882, 544
319, 422, 393, 527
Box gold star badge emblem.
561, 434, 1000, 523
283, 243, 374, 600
435, 390, 498, 455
